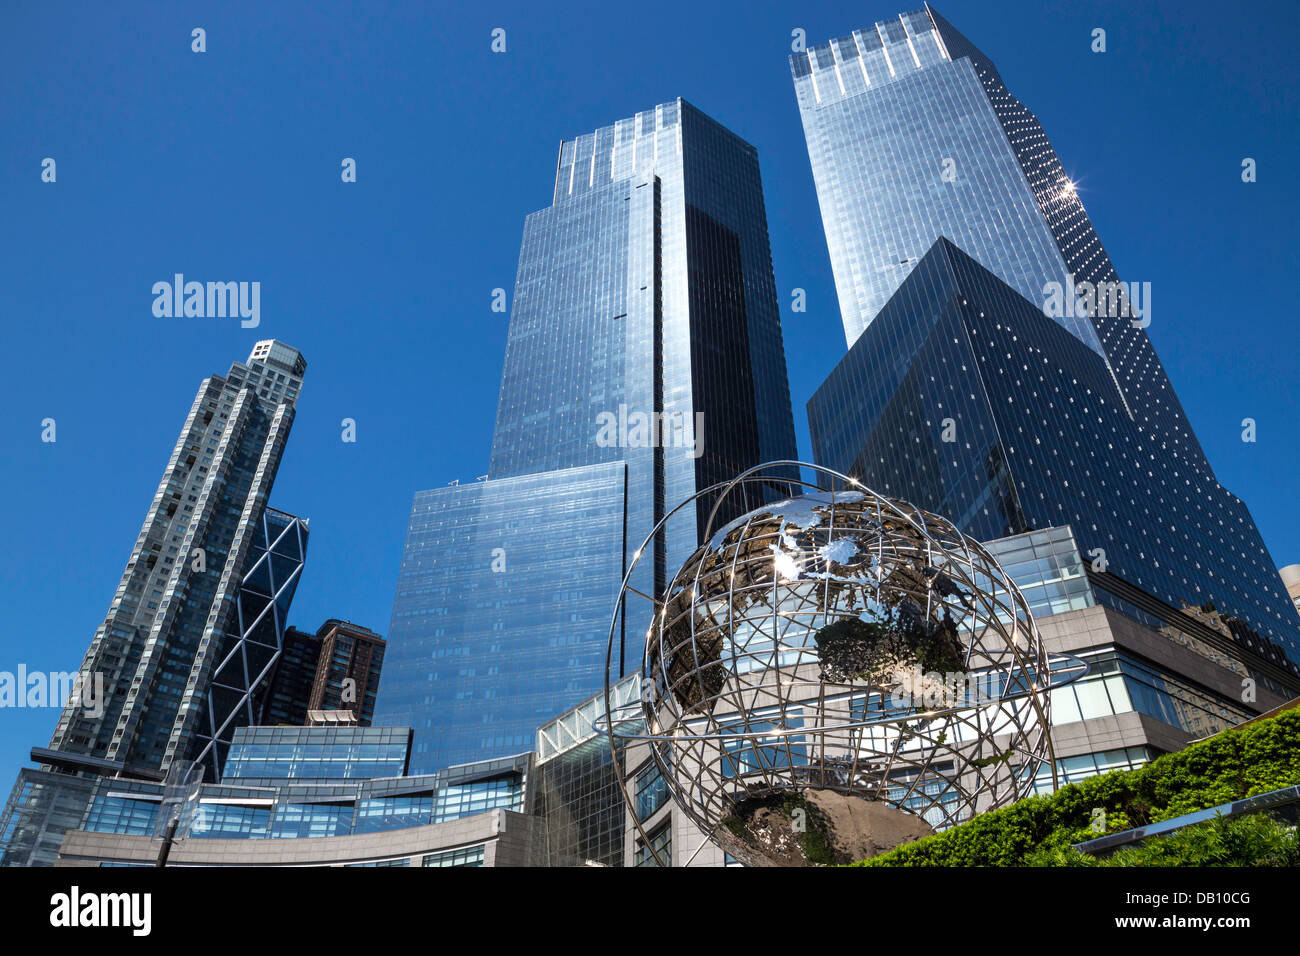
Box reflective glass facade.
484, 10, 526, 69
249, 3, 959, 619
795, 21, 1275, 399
1048, 650, 1250, 740
793, 7, 1210, 478
983, 526, 1096, 619
0, 771, 100, 867
381, 463, 629, 772
1031, 746, 1155, 796
987, 526, 1278, 744
807, 238, 1300, 666
421, 845, 485, 867
259, 626, 321, 726
530, 674, 641, 867
378, 99, 798, 773
634, 761, 669, 822
71, 736, 528, 845
222, 726, 411, 782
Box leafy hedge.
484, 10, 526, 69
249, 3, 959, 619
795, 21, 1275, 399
1038, 813, 1299, 867
855, 705, 1300, 866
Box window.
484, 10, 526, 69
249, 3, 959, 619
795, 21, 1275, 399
634, 822, 671, 867
422, 844, 485, 867
634, 762, 669, 821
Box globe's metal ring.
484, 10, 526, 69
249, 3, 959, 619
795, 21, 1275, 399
593, 649, 1089, 743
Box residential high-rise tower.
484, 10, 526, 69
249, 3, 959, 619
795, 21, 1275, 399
309, 620, 385, 724
0, 341, 308, 865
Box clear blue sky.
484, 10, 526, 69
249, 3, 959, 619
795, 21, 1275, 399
1, 0, 1297, 786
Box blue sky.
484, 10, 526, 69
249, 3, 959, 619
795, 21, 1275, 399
1, 0, 1297, 786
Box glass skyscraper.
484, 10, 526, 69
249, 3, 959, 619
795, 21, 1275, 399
0, 341, 309, 865
795, 9, 1300, 670
378, 98, 799, 773
793, 5, 1210, 479
260, 625, 324, 727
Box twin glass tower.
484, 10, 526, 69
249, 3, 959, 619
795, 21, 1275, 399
794, 6, 1300, 662
378, 99, 799, 772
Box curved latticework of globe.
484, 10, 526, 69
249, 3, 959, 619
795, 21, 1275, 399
604, 463, 1074, 864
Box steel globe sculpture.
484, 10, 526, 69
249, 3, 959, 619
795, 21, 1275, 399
603, 462, 1077, 866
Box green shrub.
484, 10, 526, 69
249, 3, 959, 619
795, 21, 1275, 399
853, 705, 1300, 866
1030, 813, 1300, 867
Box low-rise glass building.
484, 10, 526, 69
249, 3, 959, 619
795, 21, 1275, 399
56, 726, 532, 866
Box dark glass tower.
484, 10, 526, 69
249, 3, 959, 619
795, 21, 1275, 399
0, 342, 309, 865
260, 626, 323, 726
378, 99, 800, 773
808, 239, 1300, 666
